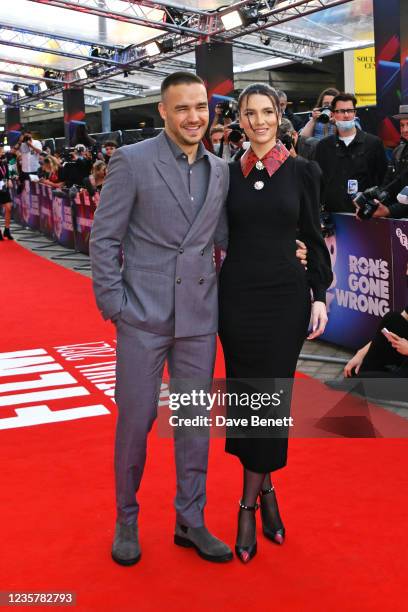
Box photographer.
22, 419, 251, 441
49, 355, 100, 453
278, 118, 298, 157
212, 122, 245, 162
315, 93, 387, 213
61, 144, 92, 188
300, 88, 339, 140
361, 105, 408, 220
15, 130, 42, 181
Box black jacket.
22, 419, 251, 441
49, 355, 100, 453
315, 129, 388, 213
382, 140, 408, 218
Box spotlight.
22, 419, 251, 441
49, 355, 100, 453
260, 32, 271, 46
166, 7, 184, 24
0, 98, 4, 106
87, 66, 100, 78
145, 42, 160, 57
139, 59, 150, 68
77, 68, 87, 80
90, 46, 112, 60
239, 5, 260, 27
39, 82, 47, 92
43, 69, 58, 80
159, 39, 174, 53
221, 11, 243, 31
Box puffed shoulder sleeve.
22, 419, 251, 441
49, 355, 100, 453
297, 159, 333, 303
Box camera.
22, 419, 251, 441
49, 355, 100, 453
216, 100, 238, 121
316, 106, 332, 124
397, 186, 408, 205
22, 134, 32, 143
320, 212, 335, 237
354, 186, 389, 220
280, 133, 295, 151
227, 122, 244, 144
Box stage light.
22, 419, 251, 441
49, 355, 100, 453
221, 11, 243, 31
0, 98, 4, 106
43, 69, 58, 80
145, 42, 160, 57
39, 82, 47, 92
139, 59, 150, 68
159, 39, 174, 53
239, 5, 260, 26
260, 32, 271, 46
77, 68, 87, 80
166, 7, 184, 24
90, 46, 111, 59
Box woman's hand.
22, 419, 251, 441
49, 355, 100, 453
386, 332, 408, 356
344, 351, 364, 377
296, 239, 307, 267
307, 301, 328, 340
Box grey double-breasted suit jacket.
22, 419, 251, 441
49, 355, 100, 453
90, 131, 229, 338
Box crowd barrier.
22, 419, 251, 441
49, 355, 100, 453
11, 180, 98, 254
322, 214, 408, 349
10, 182, 408, 350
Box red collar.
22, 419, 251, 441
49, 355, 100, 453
240, 141, 290, 178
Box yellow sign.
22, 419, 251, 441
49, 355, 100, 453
354, 47, 376, 106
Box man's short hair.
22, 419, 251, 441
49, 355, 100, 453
331, 93, 358, 110
210, 125, 224, 136
276, 90, 287, 100
161, 71, 205, 96
103, 140, 118, 148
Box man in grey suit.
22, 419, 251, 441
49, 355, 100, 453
90, 72, 233, 565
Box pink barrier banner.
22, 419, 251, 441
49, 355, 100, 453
39, 183, 54, 238
26, 180, 40, 231
73, 189, 97, 254
52, 194, 75, 249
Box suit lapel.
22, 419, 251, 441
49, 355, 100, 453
154, 132, 195, 224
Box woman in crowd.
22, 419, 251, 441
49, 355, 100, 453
0, 142, 13, 240
344, 309, 408, 378
300, 87, 339, 140
217, 84, 333, 563
40, 155, 64, 188
82, 160, 107, 201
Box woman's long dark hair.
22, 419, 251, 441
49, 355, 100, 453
238, 83, 281, 133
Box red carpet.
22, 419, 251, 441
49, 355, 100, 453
1, 242, 408, 611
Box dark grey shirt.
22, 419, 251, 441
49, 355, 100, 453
165, 132, 210, 217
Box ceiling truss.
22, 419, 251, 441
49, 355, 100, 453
0, 0, 354, 109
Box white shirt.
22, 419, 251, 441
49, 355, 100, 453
20, 140, 42, 173
339, 134, 356, 147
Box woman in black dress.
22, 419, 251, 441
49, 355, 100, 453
218, 84, 332, 563
0, 143, 13, 240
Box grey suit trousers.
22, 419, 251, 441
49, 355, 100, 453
114, 318, 216, 528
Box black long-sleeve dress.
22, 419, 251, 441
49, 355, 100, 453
218, 153, 333, 473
